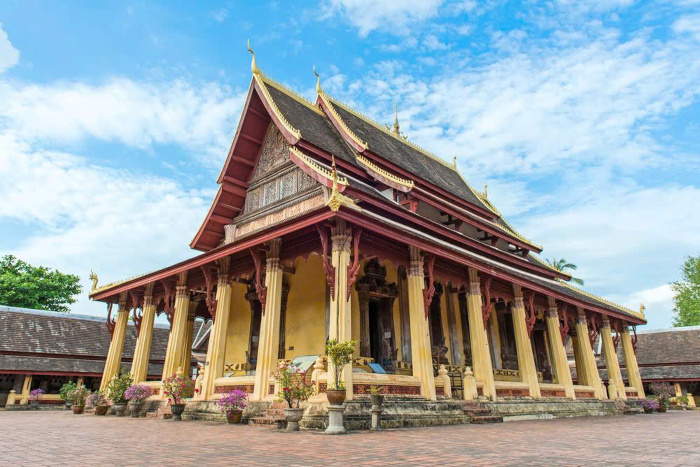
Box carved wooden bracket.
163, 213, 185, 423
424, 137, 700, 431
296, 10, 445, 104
317, 224, 335, 300
525, 291, 536, 337
346, 226, 364, 301
201, 265, 218, 321
481, 275, 493, 329
130, 290, 143, 336
250, 247, 267, 313
612, 320, 621, 351
161, 279, 175, 327
558, 303, 570, 341
422, 254, 436, 318
106, 302, 116, 337
631, 325, 638, 352
588, 314, 599, 348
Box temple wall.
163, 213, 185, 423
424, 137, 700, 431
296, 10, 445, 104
224, 282, 252, 366
284, 255, 326, 359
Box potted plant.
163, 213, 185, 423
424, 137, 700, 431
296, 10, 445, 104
59, 381, 77, 410
125, 384, 153, 418
650, 382, 674, 413
641, 399, 658, 414
369, 385, 384, 408
325, 339, 358, 406
275, 362, 314, 431
29, 388, 44, 409
217, 389, 248, 424
87, 391, 109, 416
72, 386, 89, 414
107, 372, 133, 416
676, 395, 689, 410
162, 372, 195, 421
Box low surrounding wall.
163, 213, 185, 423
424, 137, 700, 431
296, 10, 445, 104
482, 399, 621, 421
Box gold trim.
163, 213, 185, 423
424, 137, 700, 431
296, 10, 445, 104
327, 156, 357, 212
319, 93, 368, 150
357, 154, 414, 189
289, 146, 348, 186
325, 95, 457, 171
253, 74, 302, 140
556, 280, 643, 320
528, 253, 572, 279
89, 270, 154, 297
260, 75, 325, 116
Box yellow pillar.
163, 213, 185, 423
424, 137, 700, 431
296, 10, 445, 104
545, 298, 575, 399
511, 285, 541, 399
252, 239, 283, 401
407, 246, 436, 401
19, 375, 32, 405
200, 257, 232, 400
131, 283, 156, 384
601, 317, 626, 400
161, 272, 190, 382
179, 303, 197, 378
620, 327, 645, 398
100, 292, 130, 391
327, 223, 355, 400
573, 308, 606, 399
466, 267, 496, 400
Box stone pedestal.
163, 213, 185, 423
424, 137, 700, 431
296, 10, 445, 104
370, 405, 383, 431
325, 405, 347, 435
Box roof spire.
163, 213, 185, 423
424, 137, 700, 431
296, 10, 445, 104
313, 65, 322, 94
392, 102, 400, 135
452, 155, 457, 168
483, 181, 488, 198
639, 303, 646, 316
247, 39, 260, 75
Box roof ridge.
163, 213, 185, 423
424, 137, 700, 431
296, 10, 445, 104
318, 91, 368, 150
325, 94, 458, 172
527, 252, 572, 278
474, 188, 543, 250
260, 74, 325, 116
253, 74, 302, 140
554, 279, 642, 319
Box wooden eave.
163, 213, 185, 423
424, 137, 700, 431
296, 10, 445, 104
345, 186, 565, 281
333, 207, 645, 325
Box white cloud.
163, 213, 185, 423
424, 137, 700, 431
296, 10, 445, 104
0, 78, 246, 167
210, 8, 230, 23
674, 14, 700, 41
0, 24, 20, 73
323, 0, 444, 36
423, 34, 449, 50
0, 133, 211, 316
611, 284, 675, 330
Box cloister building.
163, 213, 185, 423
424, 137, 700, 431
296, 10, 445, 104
89, 50, 647, 423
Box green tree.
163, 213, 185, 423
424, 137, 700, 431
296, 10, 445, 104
671, 255, 700, 327
546, 258, 584, 286
0, 255, 82, 312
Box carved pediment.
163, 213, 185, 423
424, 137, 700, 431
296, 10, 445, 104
250, 124, 290, 182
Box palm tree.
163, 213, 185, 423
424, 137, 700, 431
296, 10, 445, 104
546, 258, 584, 286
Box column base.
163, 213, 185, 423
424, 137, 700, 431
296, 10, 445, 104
325, 405, 347, 435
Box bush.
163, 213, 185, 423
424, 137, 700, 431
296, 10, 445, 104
59, 381, 77, 402
325, 339, 358, 390
107, 372, 133, 404
275, 362, 314, 408
649, 382, 675, 405
29, 388, 44, 402
72, 386, 89, 406
125, 384, 153, 403
162, 373, 195, 404
86, 391, 106, 407
641, 399, 659, 410
217, 389, 248, 414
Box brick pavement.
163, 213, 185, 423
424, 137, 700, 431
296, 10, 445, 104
1, 410, 698, 466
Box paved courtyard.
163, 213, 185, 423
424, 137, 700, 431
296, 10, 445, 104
1, 410, 698, 466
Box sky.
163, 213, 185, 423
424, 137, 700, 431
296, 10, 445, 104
0, 0, 698, 329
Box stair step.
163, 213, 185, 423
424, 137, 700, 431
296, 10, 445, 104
249, 416, 287, 429
470, 415, 503, 424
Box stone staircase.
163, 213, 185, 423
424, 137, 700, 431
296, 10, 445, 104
460, 401, 503, 424
248, 402, 287, 429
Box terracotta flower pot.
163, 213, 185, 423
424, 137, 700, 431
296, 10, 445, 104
72, 405, 85, 415
285, 407, 304, 432
658, 404, 667, 413
170, 403, 186, 421
112, 403, 127, 417
226, 411, 243, 424
95, 405, 109, 416
327, 389, 346, 406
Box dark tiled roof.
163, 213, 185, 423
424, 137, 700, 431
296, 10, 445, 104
600, 365, 700, 382
329, 101, 492, 212
265, 85, 357, 166
630, 327, 700, 366
0, 354, 164, 377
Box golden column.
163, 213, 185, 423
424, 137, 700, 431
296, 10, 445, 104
100, 291, 130, 391
252, 239, 283, 401
573, 308, 606, 399
545, 297, 575, 399
407, 246, 436, 400
131, 283, 156, 384
511, 284, 541, 399
179, 302, 197, 378
200, 257, 232, 400
327, 222, 355, 400
620, 326, 645, 398
466, 267, 496, 400
161, 272, 190, 381
600, 317, 626, 400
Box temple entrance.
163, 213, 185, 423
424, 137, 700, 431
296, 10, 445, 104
428, 283, 448, 365
532, 326, 553, 382
246, 291, 262, 366
498, 307, 518, 370
368, 299, 395, 371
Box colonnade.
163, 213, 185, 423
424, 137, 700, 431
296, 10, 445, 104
98, 237, 645, 404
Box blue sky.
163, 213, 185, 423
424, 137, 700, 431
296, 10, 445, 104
0, 0, 698, 329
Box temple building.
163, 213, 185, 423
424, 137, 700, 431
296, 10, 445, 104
0, 305, 194, 407
89, 48, 647, 424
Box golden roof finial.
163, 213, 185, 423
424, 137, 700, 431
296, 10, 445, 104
314, 65, 322, 94
452, 155, 457, 168
392, 102, 400, 135
247, 39, 260, 75
483, 181, 488, 198
639, 303, 646, 316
